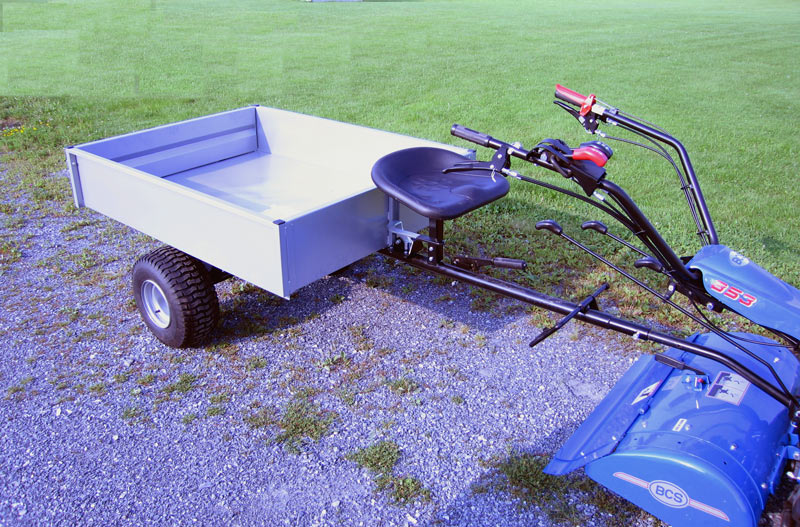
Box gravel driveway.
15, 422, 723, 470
0, 167, 663, 526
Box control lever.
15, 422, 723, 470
654, 353, 706, 376
634, 257, 664, 273
529, 283, 609, 347
581, 220, 651, 258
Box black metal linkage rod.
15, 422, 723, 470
606, 112, 719, 245
380, 249, 792, 409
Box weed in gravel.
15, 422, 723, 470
0, 239, 23, 268
136, 373, 156, 386
528, 308, 555, 328
376, 347, 395, 357
365, 269, 393, 289
182, 413, 198, 425
469, 287, 502, 312
481, 452, 650, 524
209, 392, 230, 404
316, 350, 351, 372
380, 475, 431, 504
386, 377, 420, 396
60, 219, 98, 233
58, 306, 80, 325
439, 319, 455, 329
163, 374, 197, 395
121, 406, 142, 422
450, 395, 465, 405
274, 391, 337, 453
330, 294, 345, 305
246, 356, 268, 371
348, 324, 373, 353
6, 376, 33, 399
346, 440, 431, 504
89, 383, 106, 396
346, 440, 400, 475
206, 405, 226, 417
244, 407, 277, 429
166, 353, 186, 365
337, 388, 356, 407
207, 341, 240, 359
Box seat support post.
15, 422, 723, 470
428, 219, 444, 264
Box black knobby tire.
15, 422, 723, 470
132, 246, 219, 348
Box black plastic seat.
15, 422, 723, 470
371, 147, 510, 220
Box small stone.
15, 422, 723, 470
331, 500, 340, 508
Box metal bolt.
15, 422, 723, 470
428, 246, 434, 252
794, 452, 800, 460
428, 256, 434, 263
761, 483, 768, 490
706, 303, 714, 311
730, 444, 737, 451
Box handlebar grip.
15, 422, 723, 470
554, 84, 588, 106
451, 124, 493, 147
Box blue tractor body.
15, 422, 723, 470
545, 332, 800, 526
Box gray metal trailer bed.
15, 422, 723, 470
65, 106, 471, 346
66, 106, 472, 298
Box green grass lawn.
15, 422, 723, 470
2, 0, 800, 329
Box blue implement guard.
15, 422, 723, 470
545, 332, 800, 527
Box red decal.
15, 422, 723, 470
710, 280, 727, 293
710, 280, 757, 308
724, 286, 742, 301
739, 293, 757, 307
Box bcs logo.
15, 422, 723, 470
649, 480, 688, 508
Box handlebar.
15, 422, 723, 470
555, 84, 596, 117
553, 83, 718, 245
450, 124, 496, 148
554, 84, 589, 106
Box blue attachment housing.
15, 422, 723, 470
545, 332, 800, 527
688, 244, 800, 341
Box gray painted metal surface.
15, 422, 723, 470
65, 106, 471, 298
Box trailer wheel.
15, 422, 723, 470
132, 246, 219, 348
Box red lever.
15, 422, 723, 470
572, 147, 608, 167
579, 93, 597, 117
555, 84, 596, 116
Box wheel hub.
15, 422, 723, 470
141, 279, 171, 328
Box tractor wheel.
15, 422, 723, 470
132, 246, 219, 348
